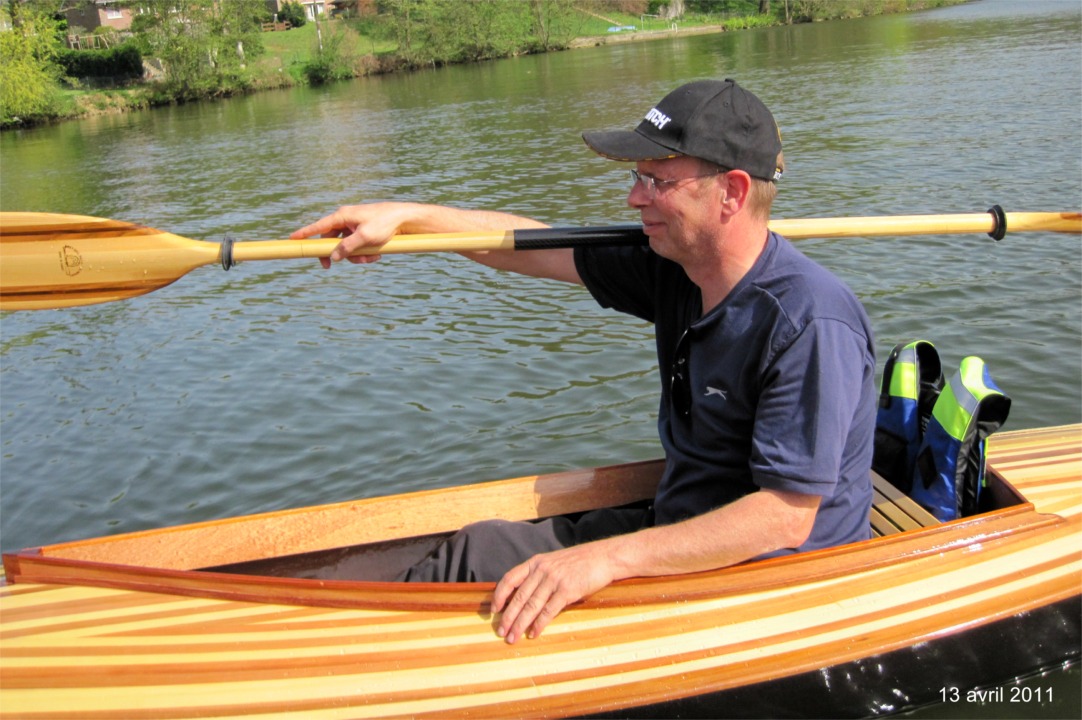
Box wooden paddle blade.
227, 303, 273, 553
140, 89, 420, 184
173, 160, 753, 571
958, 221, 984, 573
0, 213, 220, 311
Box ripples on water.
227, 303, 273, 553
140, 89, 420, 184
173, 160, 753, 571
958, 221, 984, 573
0, 254, 660, 543
0, 0, 1079, 555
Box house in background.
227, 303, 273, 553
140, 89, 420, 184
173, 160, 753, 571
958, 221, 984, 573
264, 1, 376, 21
330, 0, 378, 16
264, 1, 328, 22
62, 2, 377, 33
63, 1, 135, 32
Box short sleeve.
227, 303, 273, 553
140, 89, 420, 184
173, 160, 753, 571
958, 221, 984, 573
750, 316, 873, 496
574, 246, 660, 323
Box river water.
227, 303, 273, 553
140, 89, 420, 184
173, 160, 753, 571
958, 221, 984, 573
1, 0, 1080, 712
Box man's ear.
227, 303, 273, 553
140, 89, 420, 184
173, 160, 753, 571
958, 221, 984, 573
719, 170, 752, 217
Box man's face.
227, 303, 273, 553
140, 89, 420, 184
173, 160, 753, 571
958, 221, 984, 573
627, 156, 724, 265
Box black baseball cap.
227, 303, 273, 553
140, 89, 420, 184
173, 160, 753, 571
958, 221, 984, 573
582, 79, 783, 182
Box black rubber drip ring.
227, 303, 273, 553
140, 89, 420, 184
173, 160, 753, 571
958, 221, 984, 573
987, 205, 1007, 241
221, 235, 235, 270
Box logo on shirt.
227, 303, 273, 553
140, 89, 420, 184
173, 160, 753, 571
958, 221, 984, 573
705, 386, 727, 400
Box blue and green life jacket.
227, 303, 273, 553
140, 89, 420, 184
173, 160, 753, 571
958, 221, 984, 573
873, 341, 1011, 522
872, 340, 943, 494
911, 356, 1012, 521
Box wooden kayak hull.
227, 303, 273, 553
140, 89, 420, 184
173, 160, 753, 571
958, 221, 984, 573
1, 425, 1079, 718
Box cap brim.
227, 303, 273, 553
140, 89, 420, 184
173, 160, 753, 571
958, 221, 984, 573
582, 129, 682, 162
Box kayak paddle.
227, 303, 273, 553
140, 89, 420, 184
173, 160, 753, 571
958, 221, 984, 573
1, 208, 1078, 311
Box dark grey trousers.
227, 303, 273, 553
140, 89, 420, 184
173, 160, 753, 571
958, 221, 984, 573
396, 506, 652, 583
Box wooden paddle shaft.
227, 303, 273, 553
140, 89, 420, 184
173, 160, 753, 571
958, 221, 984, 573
775, 210, 1080, 239
230, 224, 648, 264
229, 210, 1082, 263
1, 209, 1078, 311
595, 210, 1081, 241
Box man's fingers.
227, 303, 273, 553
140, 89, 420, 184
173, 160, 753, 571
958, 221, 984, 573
346, 253, 382, 265
492, 563, 529, 613
496, 563, 549, 644
288, 221, 323, 240
291, 205, 401, 268
290, 211, 347, 240
525, 596, 562, 640
493, 544, 613, 643
501, 583, 553, 645
496, 560, 581, 644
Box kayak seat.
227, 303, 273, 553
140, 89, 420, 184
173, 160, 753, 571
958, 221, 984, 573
870, 471, 940, 536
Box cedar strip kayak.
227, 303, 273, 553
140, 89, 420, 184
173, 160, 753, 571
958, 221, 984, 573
1, 424, 1079, 718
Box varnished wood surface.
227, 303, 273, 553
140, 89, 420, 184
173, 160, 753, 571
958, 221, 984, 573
0, 213, 219, 310
1, 425, 1078, 718
870, 472, 939, 535
9, 460, 666, 572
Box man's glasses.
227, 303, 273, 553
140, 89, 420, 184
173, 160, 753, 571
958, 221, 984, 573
629, 168, 726, 199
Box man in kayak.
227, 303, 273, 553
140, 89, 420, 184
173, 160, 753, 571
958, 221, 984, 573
292, 79, 876, 645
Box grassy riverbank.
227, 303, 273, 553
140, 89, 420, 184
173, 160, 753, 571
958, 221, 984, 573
4, 0, 965, 130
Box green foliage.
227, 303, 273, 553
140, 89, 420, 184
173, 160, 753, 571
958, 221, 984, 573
58, 43, 143, 80
684, 0, 761, 13
0, 11, 66, 125
278, 2, 308, 28
376, 0, 581, 67
129, 12, 160, 39
778, 0, 955, 22
3, 0, 970, 127
129, 0, 266, 101
722, 13, 775, 28
302, 21, 357, 84
787, 0, 863, 21
526, 0, 583, 51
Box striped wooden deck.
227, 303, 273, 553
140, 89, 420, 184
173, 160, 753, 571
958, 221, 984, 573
1, 425, 1079, 718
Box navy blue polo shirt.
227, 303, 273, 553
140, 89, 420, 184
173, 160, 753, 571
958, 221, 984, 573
574, 232, 876, 556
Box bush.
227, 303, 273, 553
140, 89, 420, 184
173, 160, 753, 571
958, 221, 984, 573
302, 22, 356, 84
278, 2, 307, 28
0, 14, 66, 124
58, 42, 143, 80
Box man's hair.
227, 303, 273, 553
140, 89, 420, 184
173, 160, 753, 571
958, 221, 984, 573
704, 153, 783, 222
747, 151, 784, 221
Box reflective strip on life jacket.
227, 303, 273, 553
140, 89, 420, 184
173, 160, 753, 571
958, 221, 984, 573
888, 344, 923, 400
931, 357, 987, 441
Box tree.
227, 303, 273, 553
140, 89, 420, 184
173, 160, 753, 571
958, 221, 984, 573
303, 19, 357, 84
277, 2, 307, 28
450, 0, 531, 62
528, 0, 581, 51
130, 0, 265, 100
0, 6, 66, 124
377, 0, 452, 67
377, 0, 575, 66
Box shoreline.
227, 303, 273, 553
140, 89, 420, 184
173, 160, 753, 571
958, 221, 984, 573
3, 3, 964, 132
4, 24, 737, 131
566, 23, 728, 49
